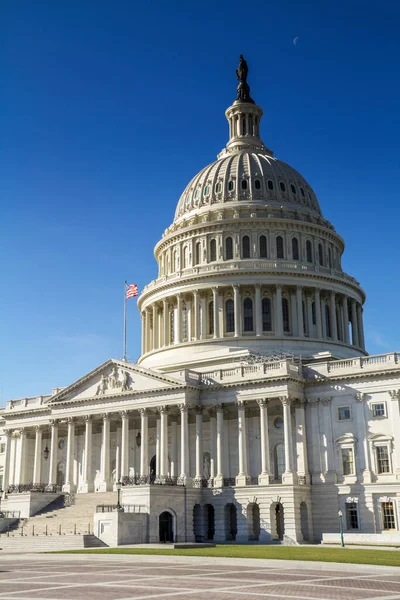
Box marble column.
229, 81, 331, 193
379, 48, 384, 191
14, 429, 27, 486
306, 293, 313, 338
1, 430, 11, 499
258, 399, 270, 485
351, 299, 359, 347
186, 296, 192, 342
159, 407, 169, 478
176, 294, 182, 343
152, 304, 158, 349
33, 426, 42, 486
330, 291, 338, 340
209, 409, 216, 479
315, 289, 323, 339
356, 393, 372, 483
120, 411, 129, 482
233, 285, 241, 337
357, 303, 365, 350
142, 311, 148, 354
179, 405, 190, 483
170, 418, 178, 478
255, 284, 262, 337
195, 407, 204, 480
48, 421, 58, 487
296, 286, 304, 338
281, 397, 294, 484
236, 401, 249, 486
155, 417, 161, 477
212, 287, 219, 339
214, 405, 224, 487
295, 400, 310, 484
99, 414, 111, 491
82, 416, 93, 493
64, 417, 76, 492
343, 296, 350, 344
139, 408, 149, 478
193, 291, 200, 341
200, 294, 207, 340
163, 299, 169, 347
275, 284, 284, 336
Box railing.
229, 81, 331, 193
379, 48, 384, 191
96, 504, 146, 513
304, 352, 400, 379
0, 521, 93, 537
200, 359, 298, 385
0, 510, 20, 519
7, 483, 63, 494
121, 475, 184, 486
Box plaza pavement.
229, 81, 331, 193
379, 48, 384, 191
1, 553, 400, 599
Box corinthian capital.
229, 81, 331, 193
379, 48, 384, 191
389, 390, 400, 400
279, 395, 290, 406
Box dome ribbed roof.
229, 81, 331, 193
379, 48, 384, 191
174, 150, 321, 222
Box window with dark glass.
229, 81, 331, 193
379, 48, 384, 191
325, 304, 331, 337
346, 503, 359, 529
215, 182, 222, 193
318, 243, 324, 266
382, 502, 395, 529
282, 298, 290, 332
243, 298, 254, 332
276, 236, 284, 259
242, 235, 250, 258
195, 242, 201, 265
290, 184, 296, 194
279, 181, 286, 192
210, 239, 216, 262
377, 446, 390, 474
312, 302, 316, 325
342, 448, 355, 476
292, 237, 299, 260
328, 247, 332, 268
225, 299, 234, 333
241, 180, 248, 190
242, 116, 246, 135
306, 240, 313, 263
262, 298, 272, 331
268, 180, 274, 190
225, 236, 233, 260
302, 300, 307, 335
228, 180, 235, 191
300, 187, 305, 197
208, 301, 214, 335
254, 179, 261, 190
259, 235, 267, 258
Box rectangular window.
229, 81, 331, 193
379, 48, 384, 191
346, 502, 359, 529
338, 406, 351, 421
377, 446, 390, 473
372, 403, 386, 418
382, 502, 396, 530
342, 448, 355, 476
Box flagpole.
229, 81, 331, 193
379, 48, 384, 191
123, 281, 127, 362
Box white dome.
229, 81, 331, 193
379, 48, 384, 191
174, 151, 321, 222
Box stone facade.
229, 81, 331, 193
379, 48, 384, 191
1, 62, 399, 545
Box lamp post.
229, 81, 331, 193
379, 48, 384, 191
116, 480, 123, 512
338, 510, 345, 548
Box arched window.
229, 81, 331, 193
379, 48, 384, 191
292, 237, 299, 260
225, 237, 233, 260
195, 242, 201, 266
312, 302, 316, 325
262, 298, 272, 331
279, 181, 286, 192
243, 298, 253, 332
282, 298, 290, 332
290, 184, 296, 194
210, 239, 216, 262
254, 179, 261, 190
204, 185, 210, 196
208, 301, 214, 335
172, 249, 177, 272
318, 243, 324, 266
325, 304, 331, 337
267, 180, 274, 190
170, 310, 175, 344
228, 180, 235, 191
274, 443, 285, 480
225, 299, 234, 333
259, 235, 267, 258
300, 187, 305, 197
182, 246, 188, 269
215, 182, 222, 193
241, 180, 248, 190
182, 305, 188, 341
306, 240, 312, 263
276, 236, 284, 259
242, 235, 250, 258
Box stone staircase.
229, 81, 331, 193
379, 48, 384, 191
0, 492, 117, 550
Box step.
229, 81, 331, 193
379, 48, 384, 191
0, 534, 107, 552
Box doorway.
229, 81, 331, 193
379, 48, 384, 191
224, 503, 237, 541
159, 511, 174, 543
150, 455, 156, 483
275, 503, 284, 540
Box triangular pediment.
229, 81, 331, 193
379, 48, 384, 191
47, 359, 187, 404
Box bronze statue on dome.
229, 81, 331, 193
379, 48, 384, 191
236, 54, 254, 104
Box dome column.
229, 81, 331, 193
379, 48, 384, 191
342, 296, 350, 344
212, 287, 220, 339
351, 299, 359, 347
176, 294, 182, 344
296, 286, 304, 338
193, 291, 200, 341
255, 284, 262, 336
314, 289, 323, 339
163, 299, 169, 347
306, 293, 313, 338
233, 285, 242, 337
357, 304, 365, 350
330, 292, 338, 341
141, 312, 147, 354
274, 285, 283, 337
200, 294, 207, 340
152, 304, 158, 350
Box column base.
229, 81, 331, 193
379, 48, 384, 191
323, 470, 337, 484
98, 481, 112, 492
62, 483, 76, 493
282, 471, 295, 485
297, 473, 311, 485
235, 474, 250, 487
258, 473, 271, 486
79, 482, 94, 493
177, 476, 192, 487
213, 475, 223, 488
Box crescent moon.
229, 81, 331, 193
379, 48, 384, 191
293, 36, 299, 46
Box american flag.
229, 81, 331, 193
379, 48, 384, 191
125, 283, 138, 299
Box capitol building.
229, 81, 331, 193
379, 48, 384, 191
1, 57, 400, 546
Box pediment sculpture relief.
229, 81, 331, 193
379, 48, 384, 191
95, 366, 132, 396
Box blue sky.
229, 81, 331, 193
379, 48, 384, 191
2, 0, 400, 402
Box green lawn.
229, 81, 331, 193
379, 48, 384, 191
55, 544, 400, 567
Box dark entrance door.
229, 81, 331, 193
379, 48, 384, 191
276, 503, 284, 540
159, 511, 174, 543
150, 455, 156, 483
